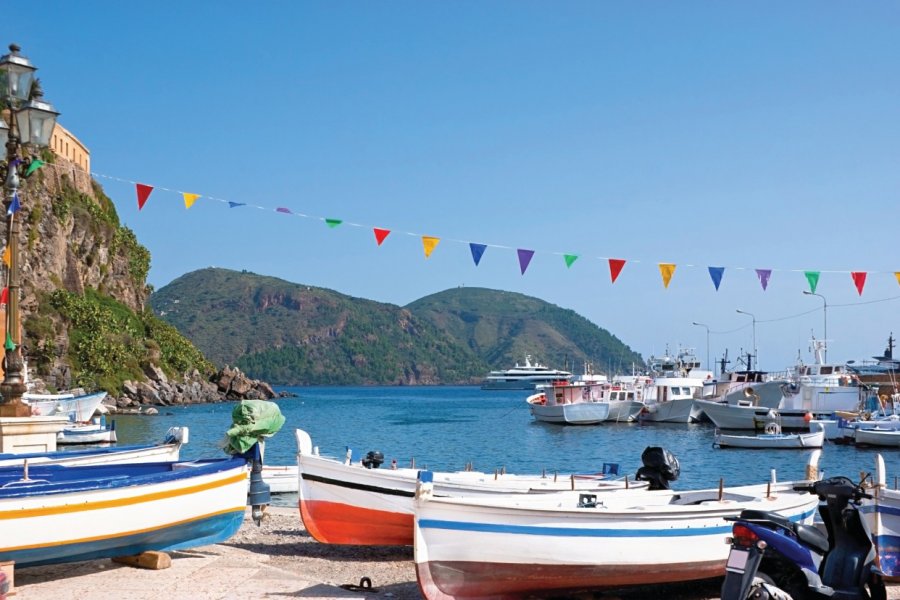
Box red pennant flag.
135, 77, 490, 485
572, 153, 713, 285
373, 228, 391, 246
851, 271, 867, 296
609, 258, 626, 283
135, 183, 154, 210
0, 287, 7, 305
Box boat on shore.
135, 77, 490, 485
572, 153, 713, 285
413, 450, 821, 599
481, 355, 572, 390
295, 428, 646, 546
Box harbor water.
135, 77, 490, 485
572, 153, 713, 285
111, 386, 900, 504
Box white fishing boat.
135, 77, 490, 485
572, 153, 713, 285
414, 453, 821, 599
295, 428, 646, 546
0, 427, 187, 467
714, 422, 825, 449
481, 355, 572, 390
854, 427, 900, 448
526, 383, 610, 425
261, 464, 299, 493
638, 347, 710, 423
23, 390, 107, 422
0, 456, 252, 567
863, 454, 900, 579
56, 420, 117, 445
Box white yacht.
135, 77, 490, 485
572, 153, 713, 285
480, 355, 572, 390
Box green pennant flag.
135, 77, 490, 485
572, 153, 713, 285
4, 332, 15, 351
25, 159, 45, 177
564, 254, 578, 268
325, 218, 343, 228
805, 271, 820, 293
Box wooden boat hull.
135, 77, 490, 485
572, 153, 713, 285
295, 429, 646, 546
0, 458, 248, 567
414, 480, 819, 599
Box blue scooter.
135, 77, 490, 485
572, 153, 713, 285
721, 475, 886, 600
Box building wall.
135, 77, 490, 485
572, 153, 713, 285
50, 123, 90, 173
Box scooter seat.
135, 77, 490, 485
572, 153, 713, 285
795, 523, 829, 554
738, 509, 796, 532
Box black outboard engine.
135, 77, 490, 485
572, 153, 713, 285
362, 450, 384, 469
634, 446, 680, 490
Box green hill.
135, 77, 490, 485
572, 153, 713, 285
149, 268, 645, 385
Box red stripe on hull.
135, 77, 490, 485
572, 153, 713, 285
415, 559, 725, 599
299, 498, 412, 545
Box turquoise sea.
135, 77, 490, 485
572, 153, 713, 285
110, 386, 900, 500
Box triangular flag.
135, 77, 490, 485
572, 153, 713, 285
4, 332, 14, 351
609, 258, 626, 283
564, 254, 578, 268
7, 192, 19, 216
276, 207, 292, 214
24, 159, 45, 177
851, 272, 867, 296
422, 236, 440, 258
517, 249, 535, 275
708, 266, 724, 291
2, 246, 9, 267
805, 271, 820, 294
659, 263, 676, 289
135, 183, 154, 210
228, 202, 246, 208
325, 218, 342, 228
183, 193, 200, 209
469, 243, 487, 266
373, 228, 391, 246
0, 287, 7, 305
755, 269, 772, 291
895, 272, 900, 287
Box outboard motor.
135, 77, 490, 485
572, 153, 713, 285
362, 450, 384, 469
634, 446, 680, 490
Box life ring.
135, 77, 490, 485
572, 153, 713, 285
538, 394, 546, 406
764, 422, 780, 435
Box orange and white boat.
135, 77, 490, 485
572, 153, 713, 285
295, 428, 646, 546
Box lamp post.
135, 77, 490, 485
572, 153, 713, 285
735, 309, 757, 369
0, 44, 59, 417
692, 321, 710, 370
803, 291, 827, 363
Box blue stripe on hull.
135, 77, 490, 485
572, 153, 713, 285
3, 510, 244, 567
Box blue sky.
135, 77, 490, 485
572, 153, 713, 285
13, 2, 900, 372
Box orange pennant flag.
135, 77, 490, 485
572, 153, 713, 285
183, 192, 200, 209
659, 263, 676, 289
895, 272, 900, 287
373, 228, 391, 246
422, 236, 440, 258
851, 272, 867, 296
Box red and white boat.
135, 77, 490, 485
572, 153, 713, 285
295, 428, 646, 546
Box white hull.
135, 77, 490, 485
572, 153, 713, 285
0, 428, 186, 467
24, 391, 107, 422
854, 428, 900, 447
294, 429, 646, 546
698, 399, 831, 430
414, 476, 819, 599
641, 398, 700, 423
261, 464, 299, 493
864, 455, 900, 579
714, 428, 825, 449
606, 400, 645, 423
527, 391, 610, 425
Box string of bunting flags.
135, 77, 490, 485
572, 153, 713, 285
17, 164, 900, 297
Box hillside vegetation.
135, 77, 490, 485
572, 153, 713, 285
150, 269, 644, 385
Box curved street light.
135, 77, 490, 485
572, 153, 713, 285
0, 44, 60, 417
735, 309, 757, 369
803, 291, 827, 363
692, 322, 710, 371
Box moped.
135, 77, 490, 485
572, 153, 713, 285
720, 475, 886, 600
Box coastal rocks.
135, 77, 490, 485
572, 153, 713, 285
104, 365, 281, 414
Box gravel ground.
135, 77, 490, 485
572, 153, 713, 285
225, 507, 900, 600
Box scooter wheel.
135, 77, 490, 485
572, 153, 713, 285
747, 576, 793, 600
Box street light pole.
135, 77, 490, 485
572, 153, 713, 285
0, 44, 59, 417
803, 291, 827, 363
692, 322, 710, 370
736, 309, 757, 369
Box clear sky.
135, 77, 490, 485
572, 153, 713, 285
12, 2, 900, 373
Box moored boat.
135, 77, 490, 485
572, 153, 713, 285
713, 422, 825, 449
413, 451, 821, 599
23, 390, 107, 422
56, 420, 117, 445
295, 428, 646, 546
481, 355, 572, 390
863, 454, 900, 579
526, 383, 610, 425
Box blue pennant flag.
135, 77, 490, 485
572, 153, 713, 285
469, 243, 487, 266
7, 193, 20, 216
228, 202, 246, 208
708, 266, 725, 290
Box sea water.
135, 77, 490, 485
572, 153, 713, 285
110, 386, 900, 503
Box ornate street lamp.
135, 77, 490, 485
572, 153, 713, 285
0, 44, 59, 417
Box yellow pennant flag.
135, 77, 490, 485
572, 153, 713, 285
659, 263, 676, 289
896, 272, 900, 286
422, 236, 440, 258
183, 193, 201, 209
1, 246, 9, 267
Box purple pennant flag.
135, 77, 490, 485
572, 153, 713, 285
469, 243, 487, 266
755, 269, 772, 291
276, 207, 292, 214
708, 266, 724, 291
517, 249, 535, 275
228, 202, 246, 208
